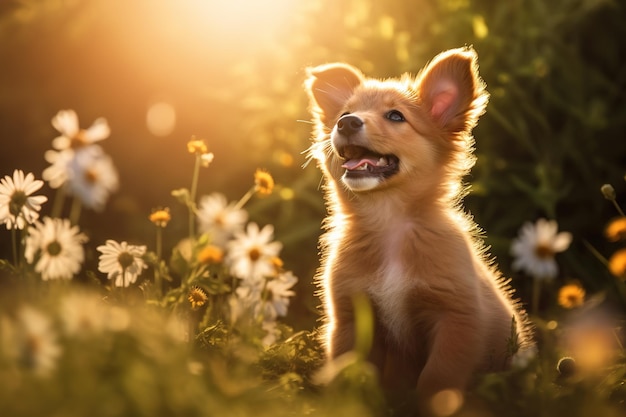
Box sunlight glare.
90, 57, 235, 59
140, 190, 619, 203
180, 0, 295, 42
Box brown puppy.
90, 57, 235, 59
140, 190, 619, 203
304, 47, 534, 403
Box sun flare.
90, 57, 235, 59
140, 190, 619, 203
177, 0, 297, 42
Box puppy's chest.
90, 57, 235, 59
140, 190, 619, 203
366, 235, 421, 343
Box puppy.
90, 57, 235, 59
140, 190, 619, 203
304, 47, 534, 403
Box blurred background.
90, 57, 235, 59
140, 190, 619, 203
1, 0, 625, 330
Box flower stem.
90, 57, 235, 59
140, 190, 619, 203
11, 227, 18, 267
582, 239, 610, 267
155, 226, 163, 297
189, 154, 202, 239
121, 267, 127, 302
11, 215, 27, 269
611, 200, 625, 217
69, 197, 82, 225
51, 186, 66, 218
234, 186, 255, 211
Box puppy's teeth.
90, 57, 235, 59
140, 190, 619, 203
377, 157, 388, 166
357, 163, 368, 171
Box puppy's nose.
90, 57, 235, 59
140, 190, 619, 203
336, 114, 364, 137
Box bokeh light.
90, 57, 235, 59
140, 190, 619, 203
430, 389, 464, 417
146, 102, 176, 137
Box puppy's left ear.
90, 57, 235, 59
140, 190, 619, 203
417, 47, 489, 133
305, 63, 364, 129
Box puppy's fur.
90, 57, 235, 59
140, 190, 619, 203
304, 47, 534, 401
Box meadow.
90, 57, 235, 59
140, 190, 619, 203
0, 0, 625, 416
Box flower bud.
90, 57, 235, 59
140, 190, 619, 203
601, 184, 616, 201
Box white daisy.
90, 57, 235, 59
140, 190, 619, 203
226, 222, 282, 282
261, 320, 280, 347
24, 217, 88, 281
59, 291, 106, 336
197, 193, 248, 246
510, 218, 572, 280
51, 109, 110, 150
230, 280, 263, 321
97, 240, 147, 287
264, 271, 298, 319
43, 110, 117, 210
66, 146, 119, 211
233, 270, 296, 321
11, 306, 62, 376
42, 148, 74, 189
0, 169, 48, 230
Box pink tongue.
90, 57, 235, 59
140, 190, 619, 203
341, 158, 379, 170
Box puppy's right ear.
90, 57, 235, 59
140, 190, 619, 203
305, 63, 363, 128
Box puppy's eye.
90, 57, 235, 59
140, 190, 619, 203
386, 110, 405, 122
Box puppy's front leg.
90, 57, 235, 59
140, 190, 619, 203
417, 314, 484, 399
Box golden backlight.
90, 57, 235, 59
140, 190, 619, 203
182, 0, 297, 39
144, 0, 299, 51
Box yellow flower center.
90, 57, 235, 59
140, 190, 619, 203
213, 213, 225, 226
46, 240, 62, 257
254, 169, 274, 195
9, 190, 27, 216
70, 129, 89, 149
534, 243, 554, 259
248, 247, 261, 262
188, 286, 208, 310
117, 252, 135, 269
84, 168, 98, 184
558, 284, 585, 309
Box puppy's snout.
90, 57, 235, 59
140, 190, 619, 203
336, 114, 363, 137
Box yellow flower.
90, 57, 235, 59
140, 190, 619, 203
149, 208, 171, 228
271, 256, 284, 273
197, 245, 224, 265
254, 169, 274, 196
187, 137, 208, 155
608, 248, 626, 279
605, 217, 626, 242
557, 283, 586, 309
188, 286, 208, 310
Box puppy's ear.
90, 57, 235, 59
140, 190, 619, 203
417, 47, 489, 133
305, 63, 363, 128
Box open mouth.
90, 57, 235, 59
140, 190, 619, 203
338, 145, 399, 179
